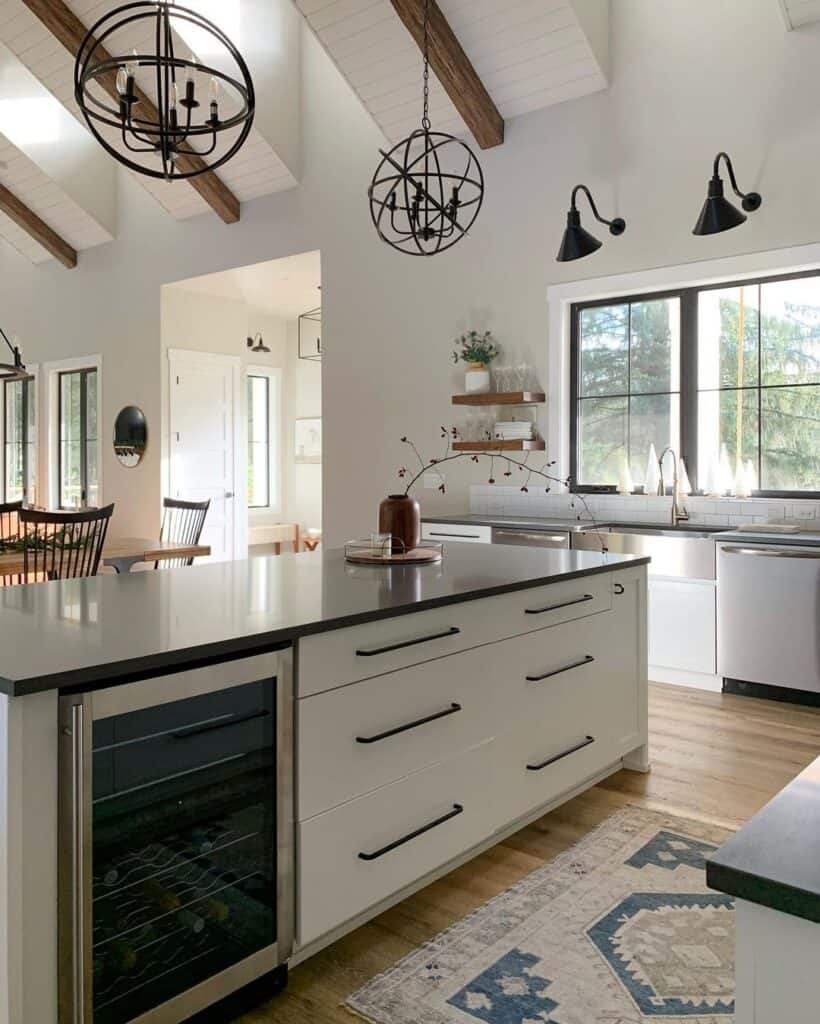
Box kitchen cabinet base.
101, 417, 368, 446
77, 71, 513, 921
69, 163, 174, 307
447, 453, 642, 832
723, 677, 820, 708
292, 748, 646, 965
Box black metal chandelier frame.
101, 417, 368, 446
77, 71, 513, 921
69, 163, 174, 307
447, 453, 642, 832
0, 326, 31, 383
74, 2, 255, 182
298, 307, 322, 362
367, 0, 484, 256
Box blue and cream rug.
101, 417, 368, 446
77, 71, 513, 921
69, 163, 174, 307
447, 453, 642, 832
346, 808, 735, 1024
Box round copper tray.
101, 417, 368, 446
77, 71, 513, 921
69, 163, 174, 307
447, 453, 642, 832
344, 540, 443, 565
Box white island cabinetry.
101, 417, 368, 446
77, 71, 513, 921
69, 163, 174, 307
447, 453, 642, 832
295, 563, 648, 952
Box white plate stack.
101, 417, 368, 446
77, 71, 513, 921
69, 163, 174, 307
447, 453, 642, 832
494, 420, 534, 441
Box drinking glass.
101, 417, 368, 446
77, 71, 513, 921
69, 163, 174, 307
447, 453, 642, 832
515, 363, 530, 391
494, 366, 509, 392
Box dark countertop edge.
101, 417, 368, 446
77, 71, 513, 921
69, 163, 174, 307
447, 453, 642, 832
706, 858, 820, 926
0, 556, 649, 698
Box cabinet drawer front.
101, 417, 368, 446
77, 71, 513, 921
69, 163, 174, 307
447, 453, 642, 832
421, 522, 492, 543
298, 742, 494, 945
298, 648, 502, 819
495, 601, 642, 828
298, 574, 613, 697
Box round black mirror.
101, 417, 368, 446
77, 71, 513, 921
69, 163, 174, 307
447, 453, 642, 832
113, 406, 147, 468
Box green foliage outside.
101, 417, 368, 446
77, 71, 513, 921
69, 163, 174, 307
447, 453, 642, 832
577, 288, 819, 492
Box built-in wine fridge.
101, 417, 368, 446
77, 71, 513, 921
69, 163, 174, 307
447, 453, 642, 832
58, 649, 294, 1024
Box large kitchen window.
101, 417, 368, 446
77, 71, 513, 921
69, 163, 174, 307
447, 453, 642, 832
247, 369, 280, 512
571, 297, 681, 488
4, 376, 36, 504
571, 270, 820, 496
58, 367, 98, 509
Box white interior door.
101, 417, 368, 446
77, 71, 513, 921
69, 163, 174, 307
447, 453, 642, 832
168, 350, 243, 562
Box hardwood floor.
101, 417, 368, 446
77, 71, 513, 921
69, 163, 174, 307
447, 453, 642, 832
237, 683, 820, 1023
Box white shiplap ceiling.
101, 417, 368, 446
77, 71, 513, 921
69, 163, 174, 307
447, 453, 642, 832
296, 0, 609, 144
0, 131, 111, 262
0, 0, 298, 223
779, 0, 820, 28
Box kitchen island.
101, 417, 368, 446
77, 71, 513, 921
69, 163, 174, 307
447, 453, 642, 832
0, 544, 649, 1024
708, 755, 820, 1023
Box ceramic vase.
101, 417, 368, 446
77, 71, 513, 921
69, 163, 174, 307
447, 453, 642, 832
378, 494, 421, 554
464, 362, 491, 394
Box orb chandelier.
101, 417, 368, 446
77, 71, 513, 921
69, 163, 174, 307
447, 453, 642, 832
0, 327, 31, 383
74, 2, 255, 182
368, 0, 484, 256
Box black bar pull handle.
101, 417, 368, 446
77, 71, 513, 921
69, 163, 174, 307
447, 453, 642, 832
525, 594, 594, 616
526, 735, 595, 772
356, 703, 462, 744
358, 803, 464, 861
427, 531, 483, 539
171, 709, 269, 740
356, 626, 461, 657
526, 655, 594, 683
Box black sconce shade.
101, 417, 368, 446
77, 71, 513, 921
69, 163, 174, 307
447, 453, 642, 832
247, 333, 270, 354
557, 185, 625, 262
693, 152, 762, 236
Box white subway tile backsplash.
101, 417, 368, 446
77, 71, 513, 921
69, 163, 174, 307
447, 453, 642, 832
468, 485, 820, 525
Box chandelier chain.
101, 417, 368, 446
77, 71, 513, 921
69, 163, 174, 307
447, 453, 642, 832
422, 0, 430, 131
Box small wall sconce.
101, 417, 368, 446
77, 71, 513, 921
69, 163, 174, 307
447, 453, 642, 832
247, 333, 270, 353
556, 184, 625, 262
693, 152, 762, 235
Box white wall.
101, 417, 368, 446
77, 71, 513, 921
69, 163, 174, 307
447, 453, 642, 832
0, 0, 819, 544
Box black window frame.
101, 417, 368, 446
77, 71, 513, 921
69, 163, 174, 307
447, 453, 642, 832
247, 373, 271, 510
58, 367, 98, 510
3, 376, 35, 504
569, 267, 820, 499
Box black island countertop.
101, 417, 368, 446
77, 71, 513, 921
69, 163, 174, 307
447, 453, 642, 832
0, 544, 648, 698
707, 755, 820, 925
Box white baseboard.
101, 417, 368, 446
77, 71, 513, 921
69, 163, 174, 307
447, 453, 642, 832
649, 666, 722, 692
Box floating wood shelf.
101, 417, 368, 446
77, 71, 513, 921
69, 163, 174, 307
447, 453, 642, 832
452, 391, 545, 406
452, 439, 546, 452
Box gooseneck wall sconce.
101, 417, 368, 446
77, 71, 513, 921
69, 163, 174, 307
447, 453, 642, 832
693, 152, 762, 236
556, 184, 626, 262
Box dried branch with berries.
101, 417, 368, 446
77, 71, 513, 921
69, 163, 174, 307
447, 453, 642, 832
395, 429, 604, 542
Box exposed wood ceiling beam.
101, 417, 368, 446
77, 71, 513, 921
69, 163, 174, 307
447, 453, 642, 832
20, 0, 241, 224
0, 183, 77, 268
389, 0, 504, 149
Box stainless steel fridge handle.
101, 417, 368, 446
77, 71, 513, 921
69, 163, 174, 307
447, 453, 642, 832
71, 704, 86, 1024
722, 545, 820, 559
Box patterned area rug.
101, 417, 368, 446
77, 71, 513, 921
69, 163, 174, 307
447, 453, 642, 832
346, 808, 735, 1024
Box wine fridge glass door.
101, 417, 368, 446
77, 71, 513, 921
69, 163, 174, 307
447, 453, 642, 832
59, 650, 293, 1024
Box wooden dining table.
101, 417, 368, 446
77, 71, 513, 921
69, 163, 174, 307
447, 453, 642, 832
0, 537, 211, 577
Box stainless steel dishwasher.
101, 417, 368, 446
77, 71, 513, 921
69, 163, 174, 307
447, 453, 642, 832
491, 528, 570, 549
58, 648, 294, 1024
717, 541, 820, 694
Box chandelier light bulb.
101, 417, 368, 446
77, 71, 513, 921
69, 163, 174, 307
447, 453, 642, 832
116, 66, 128, 95
208, 76, 219, 102
126, 47, 138, 79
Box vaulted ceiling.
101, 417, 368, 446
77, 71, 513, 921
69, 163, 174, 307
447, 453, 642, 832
0, 0, 303, 267
296, 0, 610, 146
0, 0, 615, 269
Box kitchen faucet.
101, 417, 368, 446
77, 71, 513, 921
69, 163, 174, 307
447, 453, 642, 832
658, 447, 689, 526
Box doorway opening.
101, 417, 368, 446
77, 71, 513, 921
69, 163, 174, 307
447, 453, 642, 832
161, 250, 322, 561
